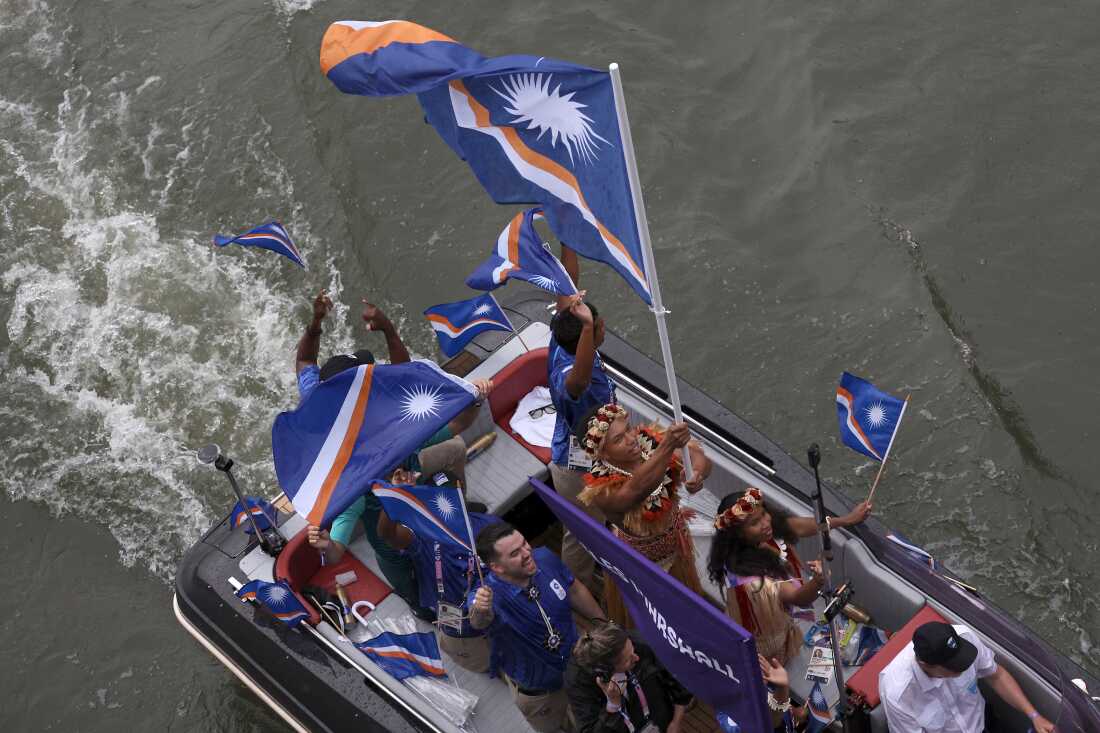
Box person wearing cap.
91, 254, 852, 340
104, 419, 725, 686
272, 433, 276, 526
879, 621, 1055, 732
547, 294, 617, 600
297, 290, 492, 610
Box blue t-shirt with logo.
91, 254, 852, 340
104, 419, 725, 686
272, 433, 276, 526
547, 338, 616, 466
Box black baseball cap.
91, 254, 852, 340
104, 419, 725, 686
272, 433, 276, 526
913, 622, 978, 673
319, 349, 375, 381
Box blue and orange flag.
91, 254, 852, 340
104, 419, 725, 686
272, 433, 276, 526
466, 207, 578, 296
319, 20, 652, 304
271, 360, 478, 527
423, 293, 513, 358
355, 630, 447, 680
835, 372, 909, 462
371, 481, 473, 550
230, 496, 276, 534
235, 579, 310, 628
805, 681, 833, 733
213, 221, 306, 268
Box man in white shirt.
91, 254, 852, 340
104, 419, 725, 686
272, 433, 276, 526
879, 621, 1055, 733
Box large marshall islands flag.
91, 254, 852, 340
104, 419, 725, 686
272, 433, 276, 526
466, 207, 578, 296
835, 372, 908, 462
371, 481, 472, 550
272, 360, 478, 527
319, 20, 652, 304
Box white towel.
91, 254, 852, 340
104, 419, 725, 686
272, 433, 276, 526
509, 386, 556, 447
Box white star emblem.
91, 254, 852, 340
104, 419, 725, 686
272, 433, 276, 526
492, 73, 612, 167
263, 583, 291, 607
864, 402, 889, 429
473, 303, 493, 316
529, 275, 559, 291
433, 493, 457, 520
400, 384, 443, 422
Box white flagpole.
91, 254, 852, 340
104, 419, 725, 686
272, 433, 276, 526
489, 292, 529, 352
455, 483, 483, 582
609, 62, 693, 479
867, 395, 910, 503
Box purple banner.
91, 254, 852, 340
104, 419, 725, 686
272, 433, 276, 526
529, 478, 770, 731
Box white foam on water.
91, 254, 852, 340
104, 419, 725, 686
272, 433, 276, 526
270, 0, 326, 19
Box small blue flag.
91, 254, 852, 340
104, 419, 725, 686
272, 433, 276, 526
835, 372, 908, 462
230, 496, 276, 533
272, 359, 478, 528
371, 482, 472, 550
805, 681, 833, 733
235, 579, 310, 628
355, 630, 447, 680
423, 294, 513, 358
886, 533, 939, 571
466, 207, 578, 296
213, 220, 306, 268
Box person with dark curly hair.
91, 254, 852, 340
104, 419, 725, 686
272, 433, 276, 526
706, 488, 870, 664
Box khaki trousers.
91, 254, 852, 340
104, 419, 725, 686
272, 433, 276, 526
504, 675, 572, 733
549, 462, 604, 604
418, 435, 467, 488
437, 630, 490, 674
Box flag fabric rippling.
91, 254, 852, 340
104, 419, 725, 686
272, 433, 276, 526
371, 481, 471, 550
272, 360, 478, 527
886, 533, 939, 570
230, 496, 276, 533
236, 579, 310, 628
805, 681, 833, 732
320, 19, 652, 303
213, 221, 305, 268
355, 630, 447, 680
423, 293, 512, 357
465, 207, 578, 296
835, 372, 907, 462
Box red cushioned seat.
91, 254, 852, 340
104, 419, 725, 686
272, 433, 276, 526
846, 605, 948, 709
274, 528, 392, 626
488, 347, 552, 464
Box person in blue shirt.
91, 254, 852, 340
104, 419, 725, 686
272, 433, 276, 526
547, 294, 616, 600
469, 522, 606, 733
376, 474, 500, 673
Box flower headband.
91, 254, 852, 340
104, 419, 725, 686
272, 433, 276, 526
714, 488, 765, 530
583, 403, 628, 456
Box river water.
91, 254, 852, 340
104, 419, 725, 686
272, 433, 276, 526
2, 0, 1097, 729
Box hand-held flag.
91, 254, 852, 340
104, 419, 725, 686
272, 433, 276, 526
272, 360, 478, 527
319, 20, 651, 304
371, 481, 472, 550
466, 208, 578, 296
805, 681, 833, 733
235, 579, 310, 628
355, 630, 447, 679
213, 221, 306, 268
423, 294, 513, 358
230, 496, 276, 533
835, 372, 907, 463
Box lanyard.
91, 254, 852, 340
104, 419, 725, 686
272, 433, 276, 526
434, 543, 476, 602
615, 672, 650, 733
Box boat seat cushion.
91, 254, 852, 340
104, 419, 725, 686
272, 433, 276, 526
846, 604, 947, 709
488, 347, 551, 464
274, 527, 392, 626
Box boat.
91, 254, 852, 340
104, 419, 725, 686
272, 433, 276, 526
174, 290, 1100, 733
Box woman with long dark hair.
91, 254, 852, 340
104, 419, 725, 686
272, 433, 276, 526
706, 488, 871, 664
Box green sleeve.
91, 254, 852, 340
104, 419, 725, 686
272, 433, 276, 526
328, 496, 368, 547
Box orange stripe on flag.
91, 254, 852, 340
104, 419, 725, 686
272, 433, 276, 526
451, 80, 647, 286
507, 212, 522, 264
320, 21, 456, 76
837, 386, 880, 458
307, 366, 375, 525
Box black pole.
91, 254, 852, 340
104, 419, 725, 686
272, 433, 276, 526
198, 444, 284, 556
807, 443, 851, 732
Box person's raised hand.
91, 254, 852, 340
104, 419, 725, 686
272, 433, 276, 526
596, 675, 624, 706
312, 289, 333, 321
471, 378, 494, 400
307, 525, 331, 550
758, 654, 789, 689
361, 299, 393, 332
844, 500, 873, 526
569, 296, 594, 327
472, 585, 493, 614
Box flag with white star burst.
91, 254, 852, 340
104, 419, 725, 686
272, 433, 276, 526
319, 20, 652, 304
423, 293, 513, 358
835, 372, 908, 462
371, 481, 472, 551
272, 360, 478, 527
465, 207, 578, 296
236, 579, 311, 628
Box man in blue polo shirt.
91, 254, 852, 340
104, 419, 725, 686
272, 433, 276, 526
376, 473, 499, 673
469, 522, 606, 732
547, 295, 616, 598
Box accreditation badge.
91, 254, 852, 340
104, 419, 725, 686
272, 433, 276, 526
437, 601, 465, 632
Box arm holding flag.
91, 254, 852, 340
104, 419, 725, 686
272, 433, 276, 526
784, 502, 873, 537
598, 422, 691, 515
563, 297, 600, 399
444, 378, 494, 436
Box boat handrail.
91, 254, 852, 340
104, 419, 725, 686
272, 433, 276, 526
601, 361, 776, 477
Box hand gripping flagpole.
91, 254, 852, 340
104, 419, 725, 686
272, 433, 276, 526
609, 62, 693, 480
866, 395, 910, 504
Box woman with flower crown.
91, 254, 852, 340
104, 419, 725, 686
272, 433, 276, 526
706, 488, 872, 664
572, 403, 713, 627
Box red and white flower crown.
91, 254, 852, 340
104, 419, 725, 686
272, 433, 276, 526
714, 488, 764, 530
